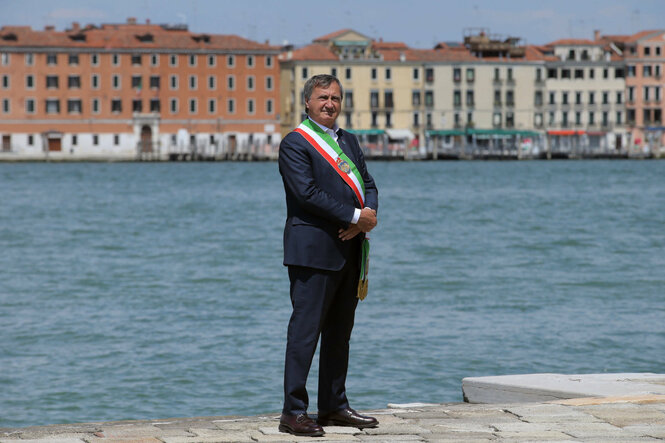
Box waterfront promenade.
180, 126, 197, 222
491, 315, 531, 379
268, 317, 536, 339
2, 394, 665, 442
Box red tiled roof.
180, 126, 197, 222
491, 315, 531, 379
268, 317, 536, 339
0, 22, 278, 51
282, 43, 338, 61
546, 38, 600, 46
372, 41, 408, 50
312, 29, 356, 43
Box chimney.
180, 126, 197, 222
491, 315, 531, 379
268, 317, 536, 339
594, 29, 600, 41
71, 22, 80, 31
127, 17, 137, 25
146, 18, 151, 25
44, 25, 55, 31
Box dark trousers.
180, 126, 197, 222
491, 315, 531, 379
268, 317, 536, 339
283, 250, 360, 415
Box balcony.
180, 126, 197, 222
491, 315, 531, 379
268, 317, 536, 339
494, 100, 502, 107
505, 101, 515, 107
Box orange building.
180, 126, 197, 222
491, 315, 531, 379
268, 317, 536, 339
0, 18, 280, 160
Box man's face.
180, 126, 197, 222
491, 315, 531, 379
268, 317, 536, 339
306, 82, 342, 129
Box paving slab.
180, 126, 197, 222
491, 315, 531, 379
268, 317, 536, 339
462, 373, 665, 403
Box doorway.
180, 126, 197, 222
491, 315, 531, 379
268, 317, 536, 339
140, 125, 152, 152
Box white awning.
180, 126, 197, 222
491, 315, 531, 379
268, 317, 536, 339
385, 128, 415, 140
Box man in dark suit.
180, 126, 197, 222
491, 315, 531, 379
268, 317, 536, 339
278, 74, 379, 437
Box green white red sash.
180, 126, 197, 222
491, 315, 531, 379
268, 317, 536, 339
294, 119, 371, 300
295, 119, 365, 207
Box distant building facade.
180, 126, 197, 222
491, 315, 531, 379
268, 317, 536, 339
0, 18, 280, 159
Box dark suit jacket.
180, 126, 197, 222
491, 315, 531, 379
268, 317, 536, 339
278, 126, 378, 271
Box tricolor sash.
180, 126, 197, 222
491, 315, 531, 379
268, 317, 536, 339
294, 119, 371, 300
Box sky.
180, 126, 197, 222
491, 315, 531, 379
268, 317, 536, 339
1, 0, 664, 48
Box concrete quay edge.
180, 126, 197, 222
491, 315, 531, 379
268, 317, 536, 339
1, 395, 665, 442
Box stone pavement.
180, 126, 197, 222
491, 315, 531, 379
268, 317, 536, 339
2, 395, 665, 442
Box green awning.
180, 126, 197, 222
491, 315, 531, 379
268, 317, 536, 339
427, 130, 466, 136
468, 129, 542, 137
347, 129, 385, 135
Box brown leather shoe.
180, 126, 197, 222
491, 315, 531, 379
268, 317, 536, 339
317, 407, 379, 429
279, 413, 324, 437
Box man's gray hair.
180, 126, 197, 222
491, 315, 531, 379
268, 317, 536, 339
303, 74, 343, 103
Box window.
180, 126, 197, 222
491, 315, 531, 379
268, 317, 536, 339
247, 75, 255, 90
466, 68, 475, 82
150, 76, 160, 89
227, 98, 235, 113
602, 91, 609, 104
345, 91, 354, 108
589, 92, 595, 104
28, 135, 34, 145
46, 75, 59, 89
627, 65, 635, 77
534, 90, 543, 106
92, 98, 99, 114
575, 111, 582, 125
602, 111, 609, 126
453, 90, 461, 106
413, 68, 419, 80
68, 54, 79, 65
656, 65, 662, 78
425, 68, 433, 82
68, 75, 81, 89
247, 99, 255, 114
412, 90, 421, 106
25, 53, 34, 66
131, 54, 142, 66
371, 112, 378, 127
628, 86, 634, 102
657, 47, 662, 56
493, 112, 501, 126
507, 68, 513, 81
562, 111, 568, 127
227, 55, 235, 67
93, 135, 99, 146
189, 55, 197, 67
413, 112, 420, 127
92, 74, 99, 89
494, 90, 501, 106
615, 68, 624, 78
0, 53, 8, 66
494, 68, 500, 81
150, 99, 160, 112
170, 55, 178, 66
132, 99, 142, 112
643, 86, 650, 102
384, 90, 393, 108
169, 98, 178, 113
208, 75, 216, 90
371, 68, 377, 80
643, 65, 652, 77
505, 90, 514, 106
227, 75, 235, 90
562, 92, 569, 105
453, 68, 461, 82
208, 98, 216, 114
67, 99, 82, 113
302, 67, 308, 79
603, 68, 609, 79
536, 68, 542, 81
2, 98, 9, 113
385, 68, 391, 81
189, 98, 197, 113
266, 99, 274, 114
466, 90, 475, 106
266, 56, 273, 67
111, 99, 122, 113
151, 54, 159, 66
114, 135, 120, 145
345, 67, 351, 80
266, 76, 273, 90
616, 111, 622, 124
644, 46, 651, 56
345, 112, 352, 128
549, 111, 556, 125
247, 55, 254, 67
616, 92, 622, 104
1, 75, 8, 89
547, 68, 557, 79
45, 99, 60, 114
588, 111, 595, 125
561, 69, 571, 79
207, 55, 216, 67
189, 75, 197, 90
112, 74, 120, 89
425, 90, 433, 107
331, 67, 337, 77
589, 68, 595, 79
575, 92, 582, 105
505, 112, 514, 128
25, 98, 35, 114
385, 111, 392, 127
131, 75, 142, 89
370, 91, 379, 108
549, 92, 555, 104
534, 113, 543, 127
47, 54, 57, 65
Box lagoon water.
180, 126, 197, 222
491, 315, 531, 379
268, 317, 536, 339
1, 160, 664, 427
